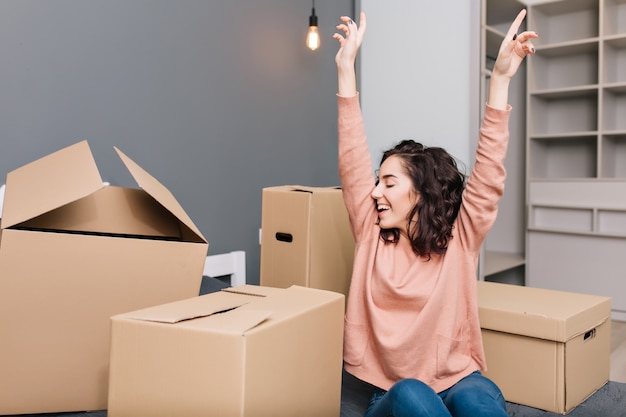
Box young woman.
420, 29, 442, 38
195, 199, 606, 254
333, 10, 538, 417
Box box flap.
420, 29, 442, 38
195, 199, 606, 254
237, 285, 345, 331
16, 186, 184, 239
192, 308, 273, 334
477, 281, 611, 342
224, 285, 285, 297
119, 291, 251, 324
276, 185, 342, 194
2, 141, 103, 229
116, 290, 273, 334
114, 147, 206, 243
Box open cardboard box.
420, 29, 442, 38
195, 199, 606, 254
108, 285, 345, 417
0, 140, 208, 415
477, 281, 612, 414
260, 185, 355, 297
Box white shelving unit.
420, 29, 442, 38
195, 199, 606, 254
479, 0, 527, 285
526, 0, 626, 320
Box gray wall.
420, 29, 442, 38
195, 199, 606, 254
0, 0, 353, 284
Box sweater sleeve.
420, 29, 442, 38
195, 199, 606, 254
337, 94, 377, 242
456, 104, 512, 252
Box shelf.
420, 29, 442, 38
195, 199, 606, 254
529, 136, 597, 179
528, 179, 626, 203
531, 43, 598, 90
536, 39, 600, 55
604, 37, 626, 84
484, 0, 526, 69
483, 251, 525, 276
530, 131, 598, 139
485, 27, 503, 65
602, 88, 626, 131
602, 130, 626, 136
604, 34, 626, 46
601, 134, 626, 177
603, 0, 626, 36
527, 227, 626, 239
598, 208, 626, 235
527, 0, 626, 182
529, 204, 626, 238
486, 0, 526, 34
529, 85, 598, 99
529, 92, 598, 136
530, 205, 594, 233
604, 83, 626, 93
529, 0, 599, 44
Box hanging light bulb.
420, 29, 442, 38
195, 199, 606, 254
306, 0, 320, 51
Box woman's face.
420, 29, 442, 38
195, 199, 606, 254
371, 155, 419, 238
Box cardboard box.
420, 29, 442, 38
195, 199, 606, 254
477, 281, 612, 414
0, 140, 208, 415
108, 285, 345, 417
260, 186, 355, 297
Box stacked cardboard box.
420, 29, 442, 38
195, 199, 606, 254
0, 141, 208, 414
477, 281, 612, 414
260, 185, 355, 297
108, 285, 345, 417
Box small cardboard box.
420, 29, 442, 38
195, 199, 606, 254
0, 140, 208, 415
477, 281, 612, 414
108, 285, 345, 417
260, 185, 355, 297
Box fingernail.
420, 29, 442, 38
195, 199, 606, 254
531, 47, 535, 53
513, 33, 517, 40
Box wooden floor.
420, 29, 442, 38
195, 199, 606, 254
611, 320, 626, 383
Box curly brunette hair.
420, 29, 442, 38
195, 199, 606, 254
378, 140, 466, 259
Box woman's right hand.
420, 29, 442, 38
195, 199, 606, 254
334, 12, 366, 96
333, 12, 366, 68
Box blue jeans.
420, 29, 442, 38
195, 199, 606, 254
364, 371, 507, 417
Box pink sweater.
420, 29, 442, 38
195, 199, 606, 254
338, 94, 511, 393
